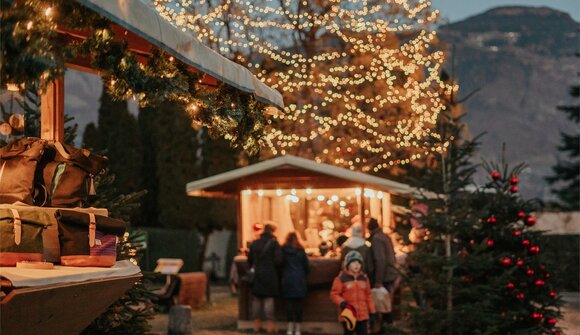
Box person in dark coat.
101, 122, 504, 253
248, 224, 283, 333
367, 218, 398, 332
281, 232, 309, 335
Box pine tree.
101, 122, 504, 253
407, 116, 564, 334
84, 81, 144, 193
545, 53, 579, 210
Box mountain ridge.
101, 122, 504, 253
438, 5, 579, 200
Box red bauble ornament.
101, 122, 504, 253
487, 216, 497, 224
501, 257, 512, 266
516, 293, 525, 301
547, 318, 557, 327
517, 211, 526, 218
545, 272, 552, 279
529, 246, 540, 254
516, 260, 524, 267
491, 171, 501, 180
512, 230, 521, 237
532, 312, 543, 322
526, 269, 535, 276
535, 279, 545, 287
525, 216, 537, 226
510, 186, 519, 193
549, 291, 557, 299
522, 239, 531, 246
486, 239, 495, 247
510, 176, 519, 185
506, 282, 515, 289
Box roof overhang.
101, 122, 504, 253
73, 0, 284, 110
186, 155, 417, 198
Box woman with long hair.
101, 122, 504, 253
281, 232, 310, 335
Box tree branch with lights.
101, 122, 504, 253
155, 0, 454, 171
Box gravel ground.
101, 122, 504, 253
149, 287, 579, 335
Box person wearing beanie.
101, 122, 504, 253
341, 223, 374, 279
367, 218, 398, 332
330, 250, 377, 335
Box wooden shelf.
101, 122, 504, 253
1, 273, 141, 335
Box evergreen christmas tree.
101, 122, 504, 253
407, 117, 564, 334
545, 53, 579, 210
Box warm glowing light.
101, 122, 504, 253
6, 83, 20, 92
331, 195, 339, 202
377, 191, 384, 199
355, 188, 362, 196
306, 188, 313, 194
339, 201, 346, 207
154, 1, 451, 171
243, 189, 252, 196
317, 195, 325, 201
257, 190, 264, 197
276, 189, 283, 196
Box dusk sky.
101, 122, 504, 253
431, 0, 580, 22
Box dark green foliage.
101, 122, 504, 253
546, 54, 580, 210
1, 0, 271, 154
137, 101, 238, 233
407, 110, 564, 334
541, 234, 580, 292
89, 83, 144, 193
0, 0, 64, 92
133, 227, 202, 273
80, 232, 156, 335
82, 169, 153, 334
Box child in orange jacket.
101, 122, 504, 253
330, 250, 377, 335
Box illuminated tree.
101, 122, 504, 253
155, 0, 454, 171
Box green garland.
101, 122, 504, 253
0, 0, 268, 153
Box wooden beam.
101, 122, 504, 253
40, 78, 65, 141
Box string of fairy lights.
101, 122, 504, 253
154, 0, 456, 172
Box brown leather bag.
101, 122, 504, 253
37, 141, 108, 207
0, 138, 47, 205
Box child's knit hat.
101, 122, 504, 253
344, 250, 364, 268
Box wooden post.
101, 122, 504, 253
168, 305, 192, 335
40, 78, 65, 141
359, 187, 366, 234
237, 193, 243, 251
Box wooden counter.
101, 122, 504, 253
234, 255, 341, 332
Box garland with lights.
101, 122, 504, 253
155, 0, 455, 171
0, 0, 268, 154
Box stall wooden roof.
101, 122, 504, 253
186, 155, 416, 198
74, 0, 283, 109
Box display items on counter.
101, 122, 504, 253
0, 208, 51, 266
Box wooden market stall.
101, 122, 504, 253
186, 155, 416, 333
1, 0, 283, 334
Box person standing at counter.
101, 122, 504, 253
248, 224, 282, 333
341, 223, 374, 278
330, 250, 377, 335
367, 218, 398, 332
281, 232, 309, 335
